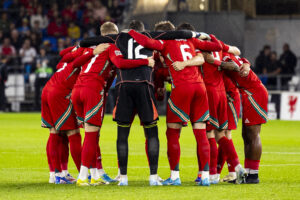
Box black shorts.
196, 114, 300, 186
113, 83, 159, 124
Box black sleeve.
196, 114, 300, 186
148, 30, 195, 40
79, 34, 118, 47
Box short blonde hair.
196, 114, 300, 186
100, 22, 119, 36
154, 21, 175, 31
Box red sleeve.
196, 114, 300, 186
60, 47, 85, 63
109, 45, 149, 69
72, 50, 94, 68
59, 46, 75, 57
105, 70, 116, 92
128, 30, 164, 51
223, 52, 242, 67
219, 40, 229, 52
191, 35, 222, 52
241, 58, 251, 65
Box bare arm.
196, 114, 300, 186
172, 53, 205, 71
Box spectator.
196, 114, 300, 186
57, 38, 66, 53
264, 51, 282, 88
30, 32, 42, 52
62, 4, 77, 23
30, 5, 49, 30
0, 30, 4, 43
93, 1, 108, 21
0, 37, 16, 61
10, 29, 23, 50
0, 12, 10, 34
0, 58, 8, 111
31, 20, 43, 36
8, 0, 21, 20
47, 17, 68, 37
17, 18, 30, 36
279, 43, 297, 75
19, 39, 37, 83
110, 0, 124, 23
68, 22, 81, 40
255, 45, 271, 74
34, 48, 52, 109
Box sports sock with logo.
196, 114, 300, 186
60, 134, 69, 171
95, 133, 103, 170
218, 136, 240, 169
208, 137, 218, 175
217, 145, 227, 174
144, 124, 160, 175
81, 131, 98, 169
46, 138, 54, 172
68, 132, 82, 172
48, 133, 62, 173
245, 158, 260, 174
166, 127, 181, 171
193, 129, 210, 172
117, 124, 130, 175
228, 139, 236, 172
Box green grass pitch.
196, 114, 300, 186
0, 113, 300, 200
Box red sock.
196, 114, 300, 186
46, 138, 54, 172
68, 133, 82, 172
217, 145, 227, 174
218, 136, 240, 170
228, 139, 236, 172
48, 133, 62, 172
193, 129, 210, 172
81, 131, 98, 168
96, 134, 103, 169
166, 128, 181, 171
245, 158, 260, 172
60, 134, 69, 171
209, 138, 218, 175
145, 139, 150, 166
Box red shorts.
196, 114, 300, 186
241, 84, 268, 126
206, 88, 228, 131
227, 89, 241, 130
71, 86, 105, 127
167, 83, 209, 124
41, 86, 78, 131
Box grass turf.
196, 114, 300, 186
0, 113, 300, 200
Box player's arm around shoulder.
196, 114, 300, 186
172, 52, 204, 71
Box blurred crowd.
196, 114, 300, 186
0, 0, 129, 111
254, 43, 298, 89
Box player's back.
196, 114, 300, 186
201, 51, 225, 91
160, 39, 202, 87
75, 47, 112, 91
223, 52, 261, 89
115, 32, 153, 85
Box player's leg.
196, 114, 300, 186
241, 86, 267, 184
216, 130, 246, 184
113, 83, 135, 186
66, 129, 81, 172
242, 124, 261, 184
134, 83, 161, 185
59, 133, 69, 177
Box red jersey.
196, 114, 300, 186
74, 44, 149, 92
201, 41, 229, 91
223, 52, 262, 89
128, 30, 222, 87
45, 47, 84, 92
223, 73, 239, 95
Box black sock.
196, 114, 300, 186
144, 124, 159, 175
117, 124, 130, 175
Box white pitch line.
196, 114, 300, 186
1, 163, 300, 171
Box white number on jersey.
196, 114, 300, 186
212, 52, 221, 61
128, 38, 147, 59
180, 44, 193, 61
84, 55, 99, 73
56, 63, 67, 72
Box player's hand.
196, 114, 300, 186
239, 63, 250, 77
172, 61, 186, 71
203, 52, 214, 63
93, 43, 110, 55
147, 57, 155, 68
199, 32, 211, 40
221, 61, 240, 72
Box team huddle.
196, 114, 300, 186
41, 20, 268, 186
